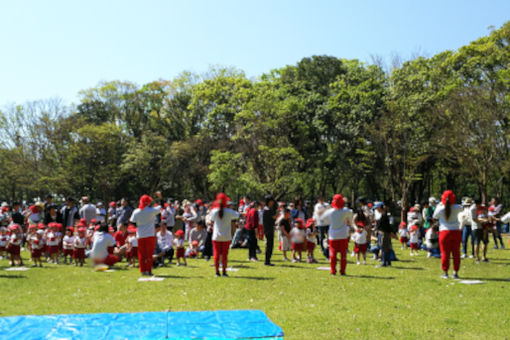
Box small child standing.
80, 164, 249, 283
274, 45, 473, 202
351, 222, 368, 265
62, 227, 75, 264
173, 229, 186, 266
305, 218, 318, 263
398, 222, 409, 250
73, 227, 87, 267
46, 224, 60, 264
0, 227, 9, 259
29, 230, 45, 267
289, 218, 306, 262
7, 224, 23, 266
126, 227, 138, 267
409, 225, 420, 256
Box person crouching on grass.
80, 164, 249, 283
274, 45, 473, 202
433, 190, 463, 279
290, 218, 306, 262
322, 194, 353, 276
90, 224, 119, 268
304, 218, 318, 263
73, 227, 87, 266
351, 222, 368, 265
7, 224, 23, 266
29, 229, 45, 267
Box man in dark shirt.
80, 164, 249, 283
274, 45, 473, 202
263, 195, 277, 266
244, 201, 260, 262
279, 208, 292, 261
11, 202, 25, 225
116, 198, 134, 228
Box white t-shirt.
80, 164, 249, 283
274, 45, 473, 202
313, 202, 330, 226
409, 230, 419, 243
322, 207, 353, 240
433, 204, 463, 231
210, 208, 240, 242
90, 232, 114, 260
157, 231, 173, 251
173, 238, 185, 249
0, 234, 9, 247
351, 230, 367, 244
29, 236, 45, 250
127, 235, 138, 247
63, 235, 75, 250
46, 231, 60, 246
305, 228, 315, 243
130, 206, 162, 239
398, 228, 409, 238
290, 227, 305, 243
79, 204, 97, 224
469, 204, 480, 230
74, 236, 87, 249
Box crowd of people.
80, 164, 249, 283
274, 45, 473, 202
0, 190, 508, 279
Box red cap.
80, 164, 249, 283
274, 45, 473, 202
79, 218, 87, 225
191, 240, 199, 246
175, 230, 184, 237
78, 227, 86, 233
399, 222, 407, 229
305, 218, 315, 228
9, 224, 19, 231
38, 223, 46, 229
94, 225, 100, 231
109, 201, 116, 207
331, 194, 344, 209
195, 199, 203, 206
488, 206, 495, 212
67, 227, 74, 233
28, 224, 37, 230
91, 218, 98, 224
108, 226, 114, 233
127, 227, 137, 234
294, 218, 304, 229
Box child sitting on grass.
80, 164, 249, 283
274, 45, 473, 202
305, 218, 318, 263
174, 229, 186, 266
398, 222, 409, 250
73, 227, 87, 267
290, 218, 306, 262
409, 225, 420, 256
351, 222, 368, 265
29, 230, 45, 267
62, 227, 75, 264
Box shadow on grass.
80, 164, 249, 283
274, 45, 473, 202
229, 276, 275, 281
390, 266, 424, 270
153, 275, 195, 279
0, 274, 26, 279
461, 277, 510, 283
348, 274, 395, 280
230, 265, 254, 269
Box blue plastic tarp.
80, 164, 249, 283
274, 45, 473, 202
0, 310, 283, 339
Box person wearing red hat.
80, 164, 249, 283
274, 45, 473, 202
73, 227, 87, 266
62, 227, 75, 264
129, 195, 162, 276
29, 230, 45, 267
46, 224, 60, 264
304, 218, 318, 263
351, 222, 368, 265
0, 227, 9, 259
209, 193, 240, 276
173, 229, 186, 266
433, 190, 463, 279
409, 225, 420, 256
321, 194, 353, 275
398, 222, 409, 250
113, 223, 129, 260
90, 224, 119, 268
7, 224, 23, 266
126, 226, 138, 267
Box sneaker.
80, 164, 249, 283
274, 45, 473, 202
441, 273, 449, 279
482, 258, 489, 262
356, 261, 360, 265
494, 246, 499, 250
311, 259, 318, 263
363, 260, 367, 265
215, 272, 220, 277
410, 253, 414, 256
264, 263, 275, 266
427, 253, 431, 258
461, 254, 466, 259
39, 264, 43, 267
32, 264, 37, 267
292, 259, 297, 263
250, 258, 258, 262
468, 255, 474, 259
350, 251, 355, 257
452, 273, 460, 279
222, 272, 228, 277
80, 263, 83, 267
176, 263, 180, 266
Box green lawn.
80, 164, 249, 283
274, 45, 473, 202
1, 236, 510, 339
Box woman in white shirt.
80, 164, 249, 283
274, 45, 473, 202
210, 193, 240, 277
433, 190, 463, 279
130, 195, 162, 276
321, 194, 353, 276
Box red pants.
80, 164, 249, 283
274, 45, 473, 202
63, 249, 73, 257
439, 230, 461, 272
94, 254, 119, 266
73, 248, 86, 259
138, 236, 156, 273
257, 225, 264, 240
213, 240, 231, 273
329, 238, 349, 275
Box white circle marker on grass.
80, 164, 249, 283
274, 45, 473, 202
317, 267, 330, 271
458, 280, 486, 285
138, 276, 164, 282
5, 267, 29, 271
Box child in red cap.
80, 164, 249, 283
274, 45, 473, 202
126, 226, 138, 267
29, 230, 45, 267
73, 227, 87, 266
398, 222, 409, 250
46, 223, 60, 264
7, 224, 23, 266
173, 230, 186, 266
0, 227, 9, 259
304, 218, 318, 263
290, 218, 306, 262
62, 227, 75, 264
409, 225, 420, 256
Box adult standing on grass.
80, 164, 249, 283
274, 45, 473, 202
470, 198, 488, 263
433, 190, 463, 279
313, 196, 330, 259
130, 195, 162, 276
209, 193, 240, 277
263, 195, 277, 266
374, 202, 393, 267
245, 201, 260, 262
322, 194, 352, 276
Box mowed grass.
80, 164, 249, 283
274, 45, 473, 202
1, 235, 510, 340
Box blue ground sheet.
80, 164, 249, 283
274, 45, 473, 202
0, 309, 284, 339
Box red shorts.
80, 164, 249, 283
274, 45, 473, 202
107, 246, 114, 255
73, 248, 86, 259
176, 247, 185, 259
0, 246, 5, 252
7, 244, 20, 256
410, 243, 419, 250
292, 242, 304, 251
400, 237, 409, 243
128, 247, 138, 259
354, 243, 368, 254
63, 249, 73, 256
306, 240, 315, 252
31, 248, 43, 258
48, 245, 59, 254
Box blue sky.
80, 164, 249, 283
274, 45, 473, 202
0, 0, 508, 107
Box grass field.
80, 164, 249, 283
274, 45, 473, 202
1, 236, 510, 339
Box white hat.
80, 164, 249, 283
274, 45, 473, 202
37, 230, 44, 235
428, 197, 437, 204
1, 202, 8, 207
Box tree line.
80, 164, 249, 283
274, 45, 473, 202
1, 22, 509, 213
